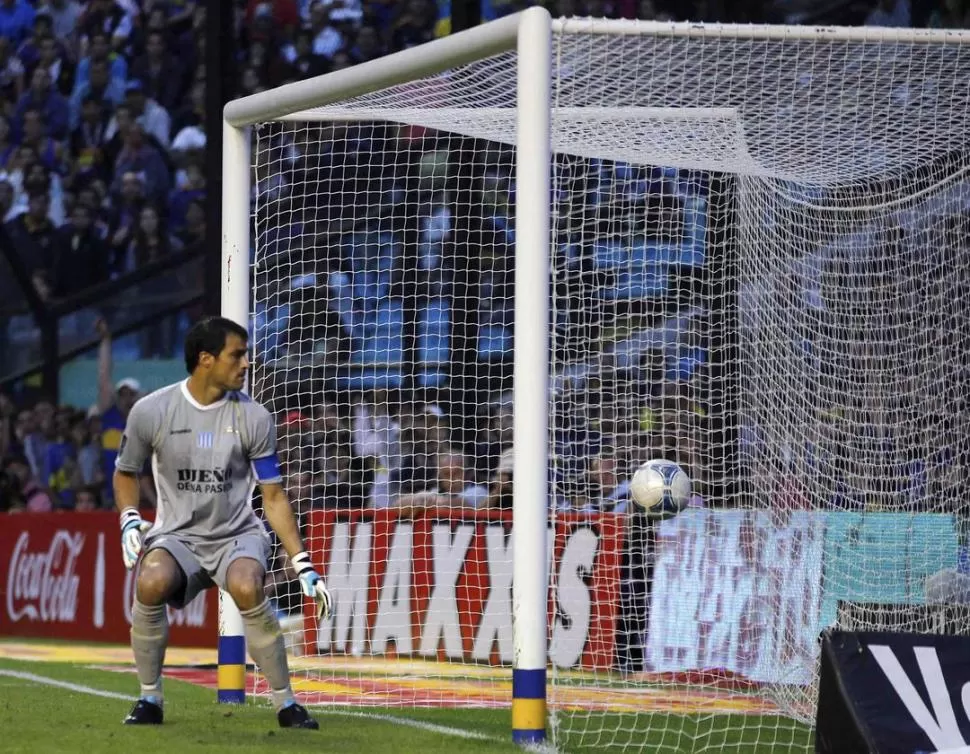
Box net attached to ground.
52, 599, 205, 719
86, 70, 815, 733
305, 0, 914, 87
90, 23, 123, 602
249, 20, 970, 752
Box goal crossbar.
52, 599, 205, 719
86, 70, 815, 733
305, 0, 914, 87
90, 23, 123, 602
272, 106, 740, 123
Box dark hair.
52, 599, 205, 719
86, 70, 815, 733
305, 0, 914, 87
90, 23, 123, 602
184, 316, 248, 373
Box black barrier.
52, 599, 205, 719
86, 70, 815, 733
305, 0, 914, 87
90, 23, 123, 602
816, 628, 970, 754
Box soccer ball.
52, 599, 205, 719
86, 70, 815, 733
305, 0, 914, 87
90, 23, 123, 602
629, 459, 691, 519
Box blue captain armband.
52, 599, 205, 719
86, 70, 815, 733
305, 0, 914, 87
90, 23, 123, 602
252, 454, 282, 483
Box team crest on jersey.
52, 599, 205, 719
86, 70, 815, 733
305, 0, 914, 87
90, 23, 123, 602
197, 431, 214, 449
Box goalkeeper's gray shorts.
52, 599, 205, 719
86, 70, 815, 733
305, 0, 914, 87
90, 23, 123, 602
142, 531, 271, 608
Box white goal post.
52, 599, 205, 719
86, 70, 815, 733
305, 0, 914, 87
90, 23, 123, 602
220, 7, 552, 743
220, 6, 970, 751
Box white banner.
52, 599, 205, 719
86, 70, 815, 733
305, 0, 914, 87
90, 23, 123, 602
645, 509, 825, 684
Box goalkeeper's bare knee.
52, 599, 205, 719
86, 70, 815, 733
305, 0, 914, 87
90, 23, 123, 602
225, 557, 266, 611
136, 549, 184, 606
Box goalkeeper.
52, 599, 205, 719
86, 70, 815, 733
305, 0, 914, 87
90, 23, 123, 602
113, 316, 331, 729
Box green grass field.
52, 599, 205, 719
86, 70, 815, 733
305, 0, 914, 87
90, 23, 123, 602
0, 656, 814, 753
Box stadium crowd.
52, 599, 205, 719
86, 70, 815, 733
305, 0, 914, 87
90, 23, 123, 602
0, 0, 965, 517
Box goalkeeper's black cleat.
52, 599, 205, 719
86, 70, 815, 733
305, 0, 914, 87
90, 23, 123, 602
123, 698, 164, 725
277, 702, 319, 729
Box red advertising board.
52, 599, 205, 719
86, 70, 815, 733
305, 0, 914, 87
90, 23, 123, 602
303, 508, 626, 670
0, 512, 216, 646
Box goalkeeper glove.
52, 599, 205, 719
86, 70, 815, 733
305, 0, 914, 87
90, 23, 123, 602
120, 508, 151, 571
291, 551, 332, 621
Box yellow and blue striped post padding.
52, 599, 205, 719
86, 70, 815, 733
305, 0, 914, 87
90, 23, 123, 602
512, 667, 546, 744
217, 634, 245, 704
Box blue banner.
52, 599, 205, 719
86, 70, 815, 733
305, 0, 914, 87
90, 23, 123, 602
820, 512, 960, 628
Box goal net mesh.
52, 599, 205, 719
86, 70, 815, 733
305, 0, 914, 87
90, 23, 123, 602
248, 20, 970, 752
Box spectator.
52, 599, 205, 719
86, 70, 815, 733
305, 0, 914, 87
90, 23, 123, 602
0, 392, 14, 459
0, 0, 36, 47
37, 1, 83, 45
33, 32, 72, 95
169, 123, 205, 174
5, 184, 57, 295
126, 203, 181, 269
72, 30, 126, 102
128, 29, 182, 111
69, 56, 125, 129
475, 401, 513, 479
12, 406, 44, 480
17, 14, 57, 74
159, 0, 197, 34
350, 24, 384, 64
281, 25, 327, 80
73, 485, 101, 511
351, 389, 400, 508
866, 0, 911, 26
245, 0, 300, 40
396, 447, 488, 510
103, 101, 167, 174
310, 402, 375, 509
392, 0, 437, 50
170, 79, 204, 135
21, 107, 65, 173
44, 404, 75, 507
53, 202, 108, 297
245, 37, 286, 89
125, 203, 183, 353
0, 113, 14, 166
3, 453, 53, 512
106, 168, 145, 262
177, 196, 204, 247
69, 413, 103, 494
17, 161, 66, 225
111, 122, 170, 204
111, 79, 171, 148
14, 66, 69, 140
391, 403, 448, 499
168, 160, 204, 234
74, 182, 110, 237
303, 1, 347, 61
77, 0, 134, 50
0, 35, 25, 102
93, 317, 154, 507
0, 174, 12, 220
70, 93, 110, 182
589, 452, 632, 512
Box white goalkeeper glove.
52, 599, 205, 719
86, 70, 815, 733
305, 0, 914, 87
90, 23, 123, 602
120, 508, 151, 571
291, 551, 332, 621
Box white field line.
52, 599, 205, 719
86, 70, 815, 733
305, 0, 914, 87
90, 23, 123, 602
0, 669, 134, 700
0, 667, 506, 744
303, 706, 505, 743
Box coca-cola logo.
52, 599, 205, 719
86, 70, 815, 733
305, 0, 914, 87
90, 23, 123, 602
6, 531, 83, 623
122, 569, 208, 628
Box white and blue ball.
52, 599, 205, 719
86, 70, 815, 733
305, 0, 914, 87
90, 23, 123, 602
629, 459, 691, 519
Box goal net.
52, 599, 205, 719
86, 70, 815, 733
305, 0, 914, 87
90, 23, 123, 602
239, 14, 970, 753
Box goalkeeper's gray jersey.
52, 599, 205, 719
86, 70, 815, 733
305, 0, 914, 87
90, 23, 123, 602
115, 380, 282, 543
